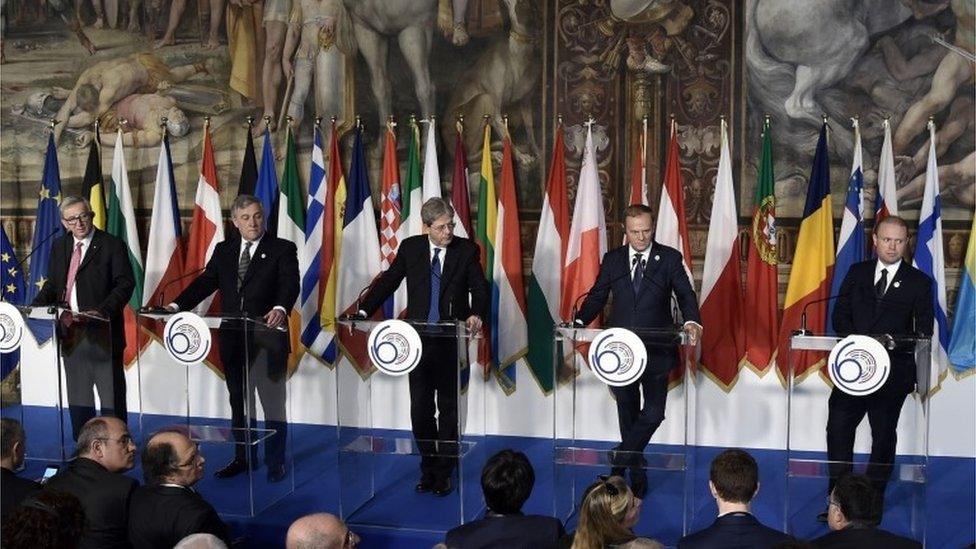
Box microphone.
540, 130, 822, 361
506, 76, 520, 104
796, 293, 847, 336
144, 267, 208, 312
354, 275, 382, 318
571, 256, 643, 325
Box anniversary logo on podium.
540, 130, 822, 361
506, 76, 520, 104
828, 334, 891, 396
0, 302, 24, 353
587, 328, 648, 387
367, 319, 423, 376
163, 312, 212, 366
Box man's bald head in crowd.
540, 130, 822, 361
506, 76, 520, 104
285, 513, 358, 549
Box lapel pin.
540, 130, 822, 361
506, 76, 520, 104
261, 253, 266, 259
893, 281, 900, 289
654, 255, 660, 261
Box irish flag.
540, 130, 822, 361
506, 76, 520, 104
278, 125, 307, 372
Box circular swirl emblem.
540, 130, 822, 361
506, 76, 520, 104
752, 195, 777, 265
163, 312, 212, 366
367, 319, 423, 376
587, 328, 648, 387
0, 302, 25, 354
828, 335, 891, 396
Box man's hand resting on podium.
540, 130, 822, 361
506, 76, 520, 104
465, 315, 482, 333
264, 308, 286, 328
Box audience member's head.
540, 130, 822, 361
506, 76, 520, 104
481, 449, 535, 515
1, 489, 85, 549
174, 533, 229, 549
76, 416, 136, 473
709, 449, 759, 508
1, 417, 27, 471
286, 513, 359, 549
572, 475, 642, 549
142, 430, 205, 487
828, 474, 882, 530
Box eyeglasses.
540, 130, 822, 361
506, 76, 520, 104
176, 445, 202, 468
63, 213, 93, 225
97, 434, 133, 446
344, 528, 359, 547
826, 496, 839, 508
429, 222, 456, 233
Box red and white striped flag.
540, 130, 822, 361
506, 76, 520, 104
185, 121, 225, 314
656, 118, 694, 286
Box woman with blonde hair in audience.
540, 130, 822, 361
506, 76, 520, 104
568, 475, 662, 549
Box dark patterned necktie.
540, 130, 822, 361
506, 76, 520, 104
238, 241, 252, 291
632, 252, 644, 295
427, 248, 442, 323
875, 268, 888, 298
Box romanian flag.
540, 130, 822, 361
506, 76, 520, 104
776, 123, 834, 382
474, 121, 497, 378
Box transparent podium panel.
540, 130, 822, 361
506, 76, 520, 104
137, 313, 294, 517
335, 319, 484, 532
786, 334, 930, 543
553, 325, 695, 546
1, 306, 116, 462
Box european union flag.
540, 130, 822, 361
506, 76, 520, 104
255, 128, 280, 234
1, 225, 26, 379
26, 133, 63, 304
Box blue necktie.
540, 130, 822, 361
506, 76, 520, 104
428, 248, 442, 323
632, 252, 644, 295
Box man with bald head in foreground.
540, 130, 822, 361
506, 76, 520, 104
129, 430, 228, 548
286, 513, 360, 549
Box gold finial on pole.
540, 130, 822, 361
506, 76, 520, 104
161, 116, 169, 137
246, 115, 254, 128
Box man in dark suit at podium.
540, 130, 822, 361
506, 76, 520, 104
32, 196, 135, 440
358, 198, 489, 497
169, 194, 299, 482
827, 215, 933, 516
575, 204, 701, 498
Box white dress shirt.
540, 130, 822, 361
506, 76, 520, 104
874, 259, 901, 294
68, 231, 95, 311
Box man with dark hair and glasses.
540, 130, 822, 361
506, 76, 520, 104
33, 195, 135, 441
45, 416, 138, 549
129, 431, 228, 548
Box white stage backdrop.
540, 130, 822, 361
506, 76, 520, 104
17, 336, 976, 458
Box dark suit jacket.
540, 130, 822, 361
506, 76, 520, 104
128, 485, 228, 549
677, 512, 792, 549
0, 467, 41, 523
359, 235, 489, 322
174, 234, 300, 369
33, 229, 135, 352
576, 243, 700, 372
44, 457, 138, 549
812, 525, 922, 548
445, 512, 565, 549
832, 260, 934, 394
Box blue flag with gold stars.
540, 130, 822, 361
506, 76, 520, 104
1, 225, 25, 379
26, 133, 63, 305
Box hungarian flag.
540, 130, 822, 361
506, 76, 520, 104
300, 125, 333, 362
185, 121, 225, 315
320, 121, 347, 363
278, 125, 307, 373
562, 122, 607, 324
776, 123, 834, 382
399, 118, 424, 240
450, 121, 473, 239
742, 119, 778, 373
827, 119, 865, 335
491, 130, 527, 393
527, 122, 568, 393
474, 121, 497, 378
144, 132, 185, 309
336, 127, 382, 375
379, 122, 405, 320
698, 118, 744, 389
422, 117, 442, 201
106, 130, 145, 366
81, 137, 107, 230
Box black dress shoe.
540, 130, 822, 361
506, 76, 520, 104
214, 458, 250, 479
415, 475, 434, 493
432, 477, 453, 497
629, 468, 648, 499
267, 463, 287, 483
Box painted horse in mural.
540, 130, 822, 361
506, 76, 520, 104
747, 0, 913, 154
342, 0, 437, 132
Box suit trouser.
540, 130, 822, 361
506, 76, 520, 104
408, 336, 459, 479
61, 322, 127, 441
223, 335, 288, 466
826, 384, 909, 496
611, 368, 670, 464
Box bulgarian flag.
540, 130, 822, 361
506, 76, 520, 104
491, 127, 527, 393
474, 121, 497, 378
106, 129, 145, 367
742, 118, 778, 373
527, 121, 568, 393
278, 125, 307, 373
